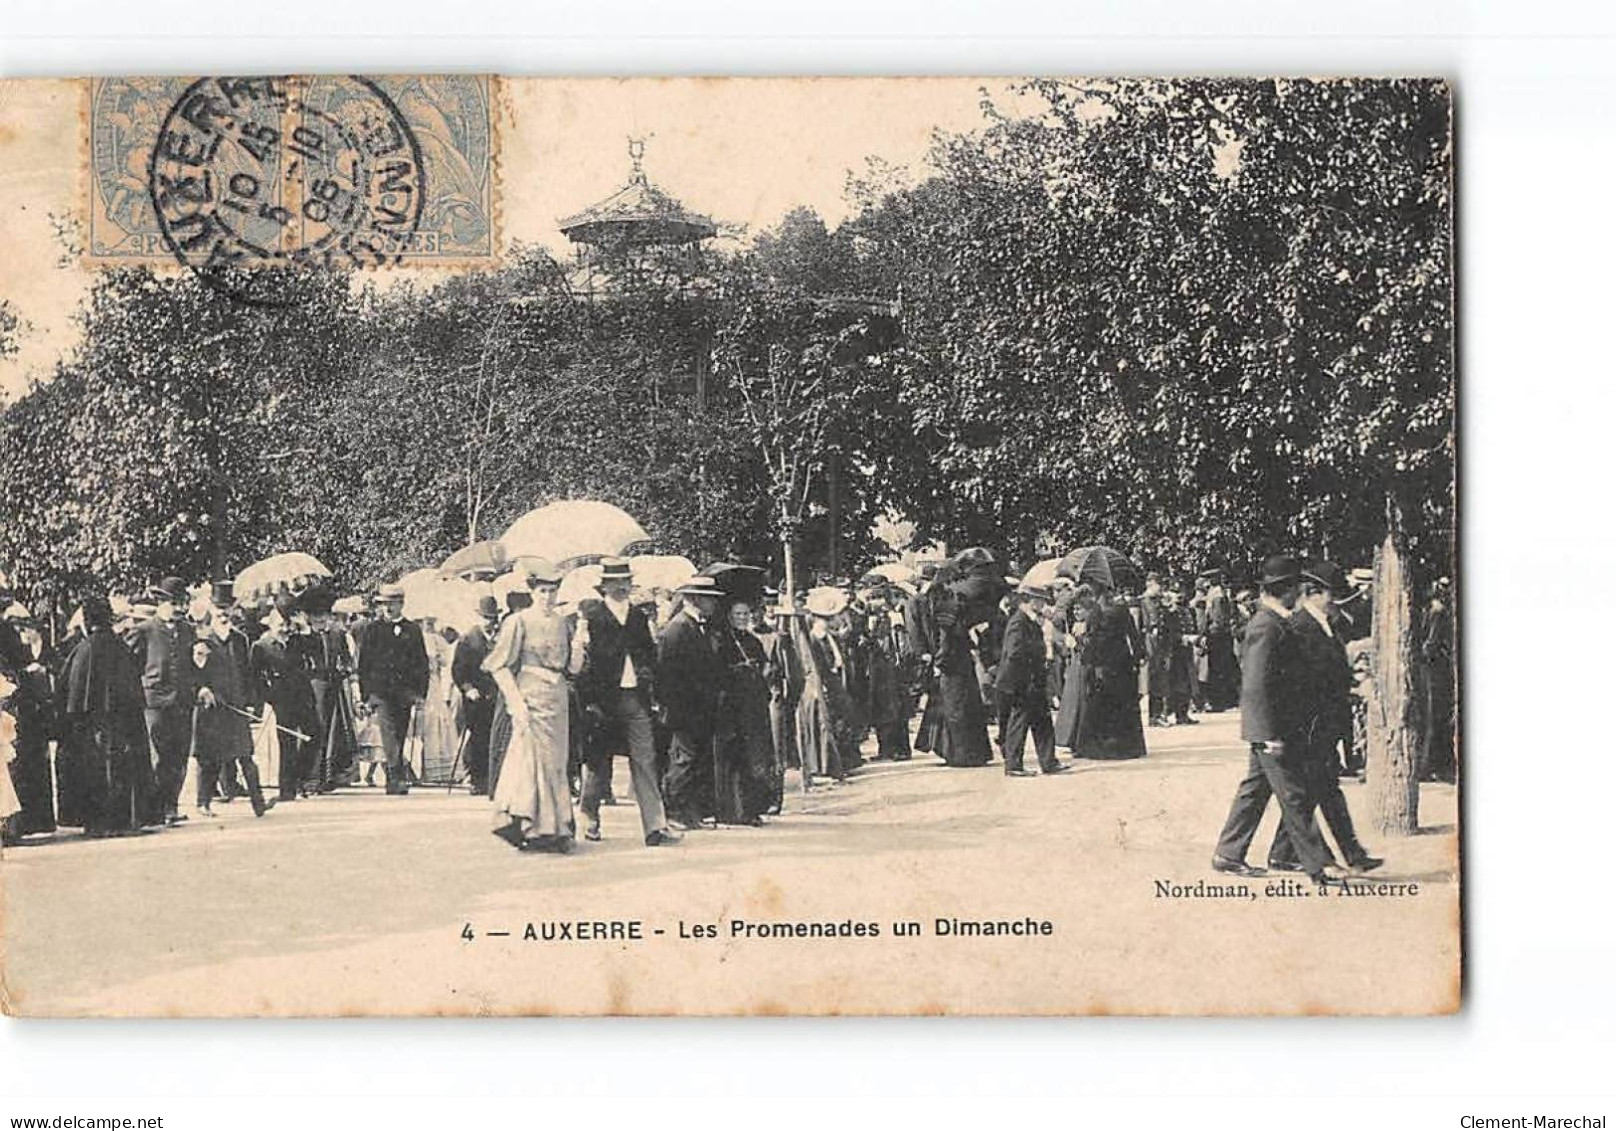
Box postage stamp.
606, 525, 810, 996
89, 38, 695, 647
86, 74, 497, 269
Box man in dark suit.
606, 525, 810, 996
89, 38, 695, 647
357, 584, 429, 795
127, 576, 197, 824
994, 582, 1070, 777
1200, 568, 1239, 711
1211, 555, 1346, 885
576, 559, 676, 845
452, 595, 501, 796
1268, 562, 1383, 874
655, 575, 729, 830
207, 582, 258, 803
292, 587, 353, 792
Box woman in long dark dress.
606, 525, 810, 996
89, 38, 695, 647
1053, 586, 1096, 750
55, 597, 161, 835
930, 582, 994, 767
2, 612, 56, 838
714, 599, 777, 823
795, 589, 861, 786
1071, 586, 1148, 760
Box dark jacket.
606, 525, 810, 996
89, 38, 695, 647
451, 623, 498, 701
993, 608, 1047, 701
1238, 605, 1302, 744
127, 617, 196, 711
191, 636, 255, 761
654, 610, 725, 740
292, 626, 351, 684
356, 615, 429, 703
576, 597, 657, 707
1292, 609, 1353, 744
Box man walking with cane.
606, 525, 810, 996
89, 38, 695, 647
452, 594, 502, 795
358, 584, 429, 796
128, 576, 197, 825
576, 559, 679, 846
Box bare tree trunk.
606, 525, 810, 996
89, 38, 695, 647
1366, 528, 1420, 835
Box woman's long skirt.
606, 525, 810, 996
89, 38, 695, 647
935, 668, 992, 767
1071, 662, 1147, 760
1054, 657, 1085, 749
491, 669, 574, 841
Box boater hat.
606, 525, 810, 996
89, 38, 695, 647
597, 557, 633, 585
675, 575, 726, 598
377, 583, 406, 603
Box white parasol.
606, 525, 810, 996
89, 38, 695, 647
500, 500, 651, 571
629, 554, 697, 593
233, 552, 332, 606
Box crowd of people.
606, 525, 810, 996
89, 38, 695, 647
0, 547, 1456, 866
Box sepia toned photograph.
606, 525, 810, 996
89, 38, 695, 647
0, 74, 1457, 1017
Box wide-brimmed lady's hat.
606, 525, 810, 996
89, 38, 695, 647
515, 557, 563, 588
805, 587, 850, 618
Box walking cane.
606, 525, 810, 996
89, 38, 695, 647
445, 727, 470, 796
223, 702, 311, 743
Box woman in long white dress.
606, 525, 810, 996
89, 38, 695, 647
418, 620, 461, 783
483, 561, 587, 853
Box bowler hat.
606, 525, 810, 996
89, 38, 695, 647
1258, 555, 1302, 587
1302, 560, 1351, 598
476, 594, 500, 619
155, 576, 188, 601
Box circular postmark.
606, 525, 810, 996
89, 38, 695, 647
146, 75, 426, 305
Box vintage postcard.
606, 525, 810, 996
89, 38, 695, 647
0, 75, 1458, 1017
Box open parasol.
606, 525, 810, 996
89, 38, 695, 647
868, 561, 919, 586
555, 563, 604, 609
400, 570, 488, 632
440, 540, 510, 581
1055, 546, 1140, 591
500, 500, 651, 571
233, 552, 332, 606
629, 554, 697, 593
1019, 557, 1062, 589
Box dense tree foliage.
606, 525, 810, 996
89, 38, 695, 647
848, 78, 1453, 578
0, 78, 1453, 612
